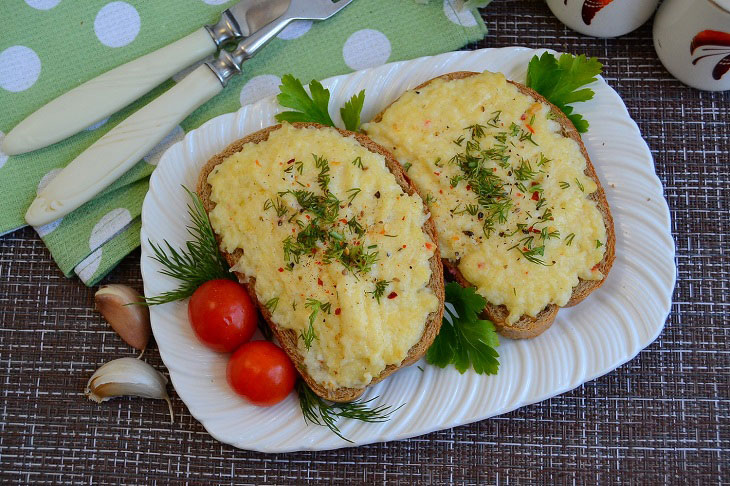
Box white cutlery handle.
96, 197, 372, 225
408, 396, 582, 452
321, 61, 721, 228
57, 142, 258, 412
25, 65, 223, 227
3, 28, 216, 156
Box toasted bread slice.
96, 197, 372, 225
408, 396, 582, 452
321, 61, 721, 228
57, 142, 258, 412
197, 122, 445, 402
367, 72, 615, 339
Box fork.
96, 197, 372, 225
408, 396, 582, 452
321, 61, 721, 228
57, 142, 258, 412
25, 0, 354, 227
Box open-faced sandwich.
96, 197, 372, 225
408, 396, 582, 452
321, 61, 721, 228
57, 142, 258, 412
197, 122, 445, 401
363, 71, 615, 339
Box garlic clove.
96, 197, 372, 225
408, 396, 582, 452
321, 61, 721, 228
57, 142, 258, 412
95, 284, 151, 351
85, 357, 174, 423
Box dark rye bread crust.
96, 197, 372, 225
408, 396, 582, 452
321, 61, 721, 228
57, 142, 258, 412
197, 122, 445, 402
367, 72, 615, 339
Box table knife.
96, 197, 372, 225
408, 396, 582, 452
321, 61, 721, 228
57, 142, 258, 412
1, 0, 290, 156
25, 0, 354, 227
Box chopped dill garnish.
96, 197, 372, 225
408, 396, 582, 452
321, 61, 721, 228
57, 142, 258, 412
513, 158, 538, 181
264, 297, 279, 312
403, 162, 412, 172
596, 239, 603, 248
487, 110, 502, 128
575, 178, 585, 192
565, 233, 576, 245
453, 135, 465, 146
351, 156, 364, 169
346, 187, 361, 204
301, 298, 331, 349
559, 181, 570, 189
465, 123, 487, 139
366, 279, 391, 303
263, 197, 288, 218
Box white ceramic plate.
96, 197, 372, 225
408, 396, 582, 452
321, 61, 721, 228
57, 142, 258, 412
141, 47, 676, 452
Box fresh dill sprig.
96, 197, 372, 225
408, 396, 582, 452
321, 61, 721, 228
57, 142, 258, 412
296, 381, 402, 442
559, 181, 570, 189
565, 233, 576, 246
574, 178, 585, 192
366, 279, 391, 303
351, 156, 364, 169
144, 186, 233, 305
403, 162, 412, 172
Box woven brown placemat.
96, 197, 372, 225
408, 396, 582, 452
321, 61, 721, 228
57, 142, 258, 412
1, 1, 728, 484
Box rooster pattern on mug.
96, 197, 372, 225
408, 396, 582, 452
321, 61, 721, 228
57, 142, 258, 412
691, 30, 730, 80
563, 0, 616, 26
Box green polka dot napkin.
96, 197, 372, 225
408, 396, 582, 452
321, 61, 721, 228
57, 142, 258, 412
0, 0, 489, 286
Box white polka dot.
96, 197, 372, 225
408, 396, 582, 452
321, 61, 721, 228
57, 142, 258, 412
85, 117, 109, 131
94, 2, 141, 48
89, 207, 132, 249
443, 0, 477, 27
76, 248, 103, 283
277, 21, 313, 40
144, 125, 184, 166
36, 218, 63, 237
0, 46, 41, 92
37, 168, 62, 193
200, 0, 228, 4
24, 0, 61, 9
0, 132, 9, 169
342, 29, 391, 71
239, 74, 281, 107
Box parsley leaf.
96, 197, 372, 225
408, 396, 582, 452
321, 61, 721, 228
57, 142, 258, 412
275, 74, 334, 126
526, 52, 603, 133
426, 283, 500, 375
341, 90, 365, 131
275, 74, 366, 132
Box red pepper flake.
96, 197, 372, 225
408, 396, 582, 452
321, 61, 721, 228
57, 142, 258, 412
520, 113, 527, 121
287, 158, 295, 164
528, 226, 540, 234
317, 278, 323, 286
278, 267, 284, 272
439, 189, 443, 194
305, 214, 311, 220
387, 292, 398, 300
531, 191, 540, 201
340, 218, 348, 224
311, 248, 317, 254
526, 124, 535, 134
434, 171, 441, 176
402, 244, 407, 249
425, 242, 433, 250
466, 184, 471, 191
522, 247, 529, 252
493, 167, 497, 172
516, 192, 523, 198
335, 308, 341, 315
255, 160, 261, 167
531, 181, 538, 186
478, 262, 485, 269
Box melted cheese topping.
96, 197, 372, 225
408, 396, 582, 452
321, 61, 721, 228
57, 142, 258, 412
207, 124, 439, 389
364, 72, 606, 324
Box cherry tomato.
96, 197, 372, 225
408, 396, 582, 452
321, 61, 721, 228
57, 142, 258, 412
227, 341, 297, 406
188, 279, 257, 352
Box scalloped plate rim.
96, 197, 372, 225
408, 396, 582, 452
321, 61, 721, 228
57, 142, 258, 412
141, 47, 676, 453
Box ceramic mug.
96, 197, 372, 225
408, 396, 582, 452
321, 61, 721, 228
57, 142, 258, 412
653, 0, 730, 91
546, 0, 660, 37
